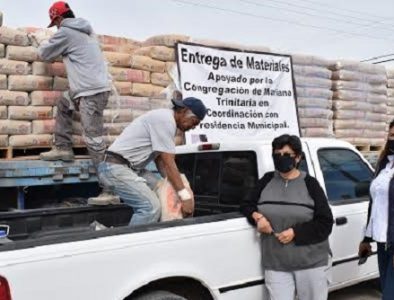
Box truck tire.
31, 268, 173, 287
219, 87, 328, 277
133, 290, 187, 300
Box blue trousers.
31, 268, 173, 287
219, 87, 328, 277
377, 243, 394, 300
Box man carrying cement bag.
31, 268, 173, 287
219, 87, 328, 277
34, 1, 119, 205
99, 97, 207, 225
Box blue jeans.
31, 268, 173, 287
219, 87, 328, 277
98, 162, 161, 225
377, 243, 394, 300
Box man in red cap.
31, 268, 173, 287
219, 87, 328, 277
36, 1, 119, 205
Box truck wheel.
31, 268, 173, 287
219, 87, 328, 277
133, 290, 187, 300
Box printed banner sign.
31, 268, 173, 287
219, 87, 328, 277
176, 42, 300, 144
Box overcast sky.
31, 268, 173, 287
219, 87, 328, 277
2, 0, 394, 64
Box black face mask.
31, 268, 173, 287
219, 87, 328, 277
273, 153, 296, 173
388, 140, 394, 153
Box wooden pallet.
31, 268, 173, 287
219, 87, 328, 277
355, 144, 384, 152
0, 146, 89, 160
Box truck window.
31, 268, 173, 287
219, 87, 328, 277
317, 148, 373, 204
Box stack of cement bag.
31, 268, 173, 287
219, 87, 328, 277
386, 68, 394, 126
291, 54, 334, 137
330, 60, 387, 147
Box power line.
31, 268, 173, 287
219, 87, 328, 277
361, 53, 394, 62
372, 58, 394, 64
170, 0, 394, 42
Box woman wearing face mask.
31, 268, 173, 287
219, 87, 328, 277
358, 120, 394, 300
241, 134, 333, 300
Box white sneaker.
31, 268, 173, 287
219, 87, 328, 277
88, 192, 121, 206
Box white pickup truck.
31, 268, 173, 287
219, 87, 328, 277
0, 138, 378, 300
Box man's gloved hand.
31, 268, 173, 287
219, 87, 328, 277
177, 188, 194, 218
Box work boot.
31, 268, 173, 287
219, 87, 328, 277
40, 147, 75, 161
88, 192, 121, 206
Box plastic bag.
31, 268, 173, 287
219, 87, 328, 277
155, 174, 194, 221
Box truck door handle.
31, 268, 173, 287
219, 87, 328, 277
335, 217, 348, 226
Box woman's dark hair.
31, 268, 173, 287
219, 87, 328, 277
378, 119, 394, 165
272, 134, 303, 156
61, 5, 75, 19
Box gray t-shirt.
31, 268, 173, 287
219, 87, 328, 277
108, 108, 177, 169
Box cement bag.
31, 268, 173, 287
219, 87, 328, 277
103, 122, 129, 135
109, 67, 150, 83
103, 109, 133, 123
32, 62, 66, 77
52, 76, 69, 91
113, 81, 132, 95
387, 68, 394, 79
334, 120, 367, 130
299, 118, 331, 128
301, 128, 334, 137
134, 46, 175, 62
32, 119, 55, 134
6, 46, 40, 62
335, 129, 375, 138
290, 54, 331, 67
387, 106, 394, 115
297, 97, 331, 109
332, 100, 372, 112
155, 174, 194, 221
31, 91, 63, 106
387, 97, 394, 107
151, 72, 171, 87
0, 59, 30, 75
72, 135, 85, 146
131, 83, 165, 97
9, 134, 53, 147
0, 106, 6, 119
0, 75, 6, 89
332, 80, 387, 94
0, 91, 30, 106
0, 44, 4, 58
388, 89, 394, 98
366, 112, 384, 122
150, 98, 171, 109
118, 44, 140, 53
297, 108, 333, 119
292, 65, 331, 79
294, 76, 331, 89
101, 44, 119, 52
333, 90, 386, 104
331, 70, 386, 84
106, 95, 151, 110
130, 55, 166, 73
0, 120, 31, 134
295, 87, 332, 99
143, 34, 190, 47
0, 27, 29, 46
0, 135, 8, 147
329, 60, 385, 74
8, 106, 52, 120
103, 52, 132, 67
8, 75, 53, 91
334, 110, 365, 120
387, 79, 394, 88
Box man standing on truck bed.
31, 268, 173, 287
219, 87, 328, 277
34, 1, 119, 205
98, 97, 207, 225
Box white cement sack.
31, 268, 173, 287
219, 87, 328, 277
0, 120, 31, 134
335, 129, 386, 139
31, 91, 63, 106
150, 98, 171, 109
299, 118, 332, 128
366, 112, 385, 122
0, 44, 4, 58
301, 128, 334, 137
131, 83, 165, 97
334, 110, 365, 120
332, 70, 386, 84
297, 108, 333, 119
103, 52, 132, 67
0, 27, 29, 46
297, 98, 331, 109
106, 95, 151, 110
52, 76, 69, 91
386, 68, 394, 79
151, 72, 171, 87
293, 65, 331, 79
290, 54, 332, 67
329, 60, 386, 74
8, 106, 52, 120
387, 79, 394, 88
113, 81, 132, 95
32, 119, 55, 134
143, 34, 190, 47
332, 100, 372, 112
0, 59, 30, 75
8, 75, 53, 91
109, 67, 150, 83
294, 76, 331, 89
103, 109, 133, 123
130, 55, 166, 73
387, 106, 394, 115
333, 89, 387, 104
155, 174, 194, 221
387, 97, 394, 106
0, 135, 8, 147
0, 74, 6, 89
9, 134, 52, 147
0, 91, 30, 105
334, 120, 386, 130
0, 106, 6, 119
134, 46, 175, 62
295, 87, 332, 99
6, 46, 40, 62
332, 80, 387, 94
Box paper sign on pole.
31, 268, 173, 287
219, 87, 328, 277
176, 42, 300, 144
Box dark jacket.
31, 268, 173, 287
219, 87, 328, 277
363, 157, 394, 244
241, 171, 334, 246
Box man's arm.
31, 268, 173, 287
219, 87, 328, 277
38, 29, 69, 61
158, 152, 185, 191
154, 155, 167, 178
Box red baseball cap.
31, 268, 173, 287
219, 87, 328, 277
48, 1, 70, 27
